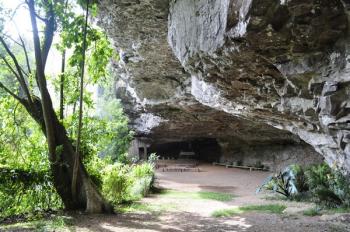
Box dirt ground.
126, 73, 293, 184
4, 164, 350, 231
71, 164, 350, 232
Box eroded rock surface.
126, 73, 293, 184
98, 0, 350, 173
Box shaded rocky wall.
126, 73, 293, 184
98, 0, 350, 174
219, 142, 323, 172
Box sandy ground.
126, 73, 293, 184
71, 164, 350, 232
4, 164, 350, 231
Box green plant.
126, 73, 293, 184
305, 163, 331, 190
132, 162, 154, 178
330, 171, 350, 207
0, 215, 73, 231
117, 153, 131, 165
303, 207, 322, 216
257, 164, 307, 198
129, 176, 154, 200
118, 202, 177, 215
101, 161, 156, 204
148, 153, 159, 167
0, 168, 63, 220
102, 164, 132, 204
129, 162, 155, 199
305, 163, 350, 207
212, 204, 286, 217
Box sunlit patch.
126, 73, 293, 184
223, 216, 252, 229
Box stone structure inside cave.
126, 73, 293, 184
98, 0, 350, 173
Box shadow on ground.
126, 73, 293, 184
72, 211, 252, 232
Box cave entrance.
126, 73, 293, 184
148, 138, 221, 162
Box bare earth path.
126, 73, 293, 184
4, 164, 350, 231
70, 164, 350, 232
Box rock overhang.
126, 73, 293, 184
98, 0, 350, 173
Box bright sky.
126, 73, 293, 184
1, 0, 63, 76
0, 0, 99, 110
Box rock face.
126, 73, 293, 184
98, 0, 350, 173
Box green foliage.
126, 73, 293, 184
118, 202, 177, 215
0, 215, 73, 231
305, 163, 332, 190
257, 164, 308, 198
305, 163, 350, 207
0, 98, 63, 220
259, 163, 350, 209
198, 192, 234, 202
303, 207, 322, 217
303, 206, 350, 216
132, 162, 154, 178
117, 153, 131, 165
212, 204, 286, 217
0, 0, 133, 220
102, 163, 131, 204
0, 168, 63, 220
129, 175, 154, 200
102, 161, 155, 204
128, 162, 155, 199
148, 153, 159, 167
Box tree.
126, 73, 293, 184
0, 0, 112, 213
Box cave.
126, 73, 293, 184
99, 0, 350, 174
148, 138, 221, 162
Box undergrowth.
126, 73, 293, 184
212, 204, 286, 217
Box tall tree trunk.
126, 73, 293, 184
59, 50, 65, 120
23, 98, 113, 213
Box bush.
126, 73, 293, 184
306, 164, 350, 207
129, 162, 155, 200
132, 162, 154, 178
257, 164, 307, 198
259, 163, 350, 208
102, 164, 132, 204
129, 176, 154, 200
147, 153, 159, 167
0, 168, 63, 220
101, 161, 156, 204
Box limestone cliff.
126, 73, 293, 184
98, 0, 350, 173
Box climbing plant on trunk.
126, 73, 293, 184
0, 0, 113, 213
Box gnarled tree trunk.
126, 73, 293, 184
23, 98, 113, 213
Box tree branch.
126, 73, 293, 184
18, 34, 32, 74
0, 37, 33, 106
27, 0, 56, 160
41, 3, 56, 69
0, 81, 23, 102
0, 55, 21, 80
6, 18, 33, 74
35, 12, 49, 23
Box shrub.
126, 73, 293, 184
117, 153, 131, 165
102, 164, 132, 204
0, 168, 63, 220
305, 163, 331, 190
147, 153, 159, 167
260, 163, 350, 208
257, 164, 307, 198
306, 164, 350, 207
132, 162, 154, 178
129, 176, 153, 200
101, 161, 156, 204
129, 162, 155, 199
